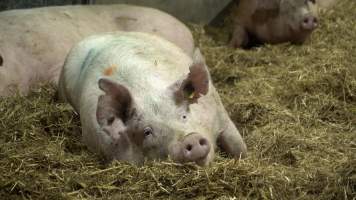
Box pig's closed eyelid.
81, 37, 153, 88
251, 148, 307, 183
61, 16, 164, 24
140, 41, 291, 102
143, 126, 153, 137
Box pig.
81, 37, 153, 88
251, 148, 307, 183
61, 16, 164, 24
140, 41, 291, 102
0, 4, 194, 96
58, 32, 247, 166
230, 0, 319, 48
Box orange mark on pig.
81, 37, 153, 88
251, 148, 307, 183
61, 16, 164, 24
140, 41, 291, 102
103, 65, 117, 76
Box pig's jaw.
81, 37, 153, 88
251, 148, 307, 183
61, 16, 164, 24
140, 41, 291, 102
291, 26, 313, 44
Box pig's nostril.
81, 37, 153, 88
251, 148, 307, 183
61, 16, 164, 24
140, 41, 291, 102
313, 18, 318, 24
186, 144, 193, 151
303, 18, 309, 24
199, 138, 207, 146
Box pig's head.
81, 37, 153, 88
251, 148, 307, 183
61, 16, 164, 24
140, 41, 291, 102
0, 46, 34, 96
96, 49, 215, 166
279, 0, 319, 43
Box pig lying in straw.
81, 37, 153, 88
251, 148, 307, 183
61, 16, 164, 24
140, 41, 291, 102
230, 0, 319, 48
58, 32, 247, 166
0, 5, 193, 96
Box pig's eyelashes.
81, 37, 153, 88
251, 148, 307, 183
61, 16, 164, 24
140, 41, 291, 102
306, 0, 316, 4
143, 127, 153, 137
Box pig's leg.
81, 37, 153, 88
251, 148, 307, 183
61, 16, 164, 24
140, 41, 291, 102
218, 117, 247, 159
229, 24, 249, 48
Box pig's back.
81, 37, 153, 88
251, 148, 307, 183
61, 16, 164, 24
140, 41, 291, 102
61, 32, 192, 108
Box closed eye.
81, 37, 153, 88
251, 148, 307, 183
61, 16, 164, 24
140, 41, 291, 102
143, 126, 153, 137
0, 55, 3, 66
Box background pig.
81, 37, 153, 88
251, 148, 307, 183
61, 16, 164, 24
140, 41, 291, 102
58, 32, 247, 166
0, 4, 194, 96
230, 0, 319, 48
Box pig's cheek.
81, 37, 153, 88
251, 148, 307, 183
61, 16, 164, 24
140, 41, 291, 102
168, 142, 184, 162
142, 134, 154, 147
114, 132, 131, 150
99, 128, 126, 148
292, 14, 302, 31
205, 147, 215, 165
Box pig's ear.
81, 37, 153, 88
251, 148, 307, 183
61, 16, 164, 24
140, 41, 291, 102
173, 48, 210, 104
96, 78, 135, 126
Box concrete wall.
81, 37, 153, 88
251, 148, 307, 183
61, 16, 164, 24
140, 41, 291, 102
94, 0, 232, 24
0, 0, 80, 11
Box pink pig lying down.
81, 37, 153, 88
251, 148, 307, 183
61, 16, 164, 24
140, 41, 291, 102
0, 4, 194, 96
58, 32, 247, 166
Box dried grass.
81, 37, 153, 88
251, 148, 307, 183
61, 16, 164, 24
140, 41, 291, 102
0, 1, 355, 199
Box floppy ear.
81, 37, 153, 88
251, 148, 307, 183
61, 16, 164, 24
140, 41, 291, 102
173, 48, 210, 104
96, 78, 135, 126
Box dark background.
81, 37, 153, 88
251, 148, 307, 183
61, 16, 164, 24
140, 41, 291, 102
0, 0, 93, 11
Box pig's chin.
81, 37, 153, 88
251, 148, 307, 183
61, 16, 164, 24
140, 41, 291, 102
288, 25, 313, 44
193, 157, 211, 166
171, 154, 211, 167
292, 30, 312, 44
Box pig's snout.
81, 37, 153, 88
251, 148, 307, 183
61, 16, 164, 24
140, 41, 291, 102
301, 15, 318, 31
182, 133, 210, 162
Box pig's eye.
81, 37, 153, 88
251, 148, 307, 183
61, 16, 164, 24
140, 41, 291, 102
181, 115, 188, 122
307, 0, 316, 4
0, 55, 3, 66
143, 127, 153, 137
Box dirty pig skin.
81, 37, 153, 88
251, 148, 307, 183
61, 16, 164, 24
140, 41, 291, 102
0, 5, 193, 96
58, 32, 247, 166
230, 0, 319, 48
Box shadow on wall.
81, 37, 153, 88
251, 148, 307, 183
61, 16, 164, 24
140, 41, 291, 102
95, 0, 232, 24
0, 0, 91, 11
